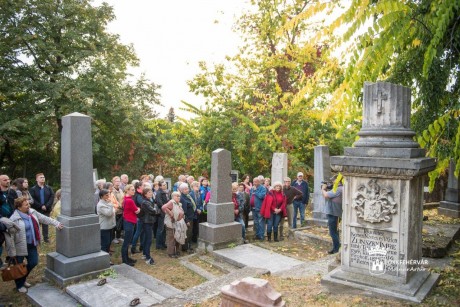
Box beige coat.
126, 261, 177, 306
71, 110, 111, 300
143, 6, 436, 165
10, 208, 60, 256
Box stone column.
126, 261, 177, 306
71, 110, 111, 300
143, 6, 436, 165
45, 113, 110, 286
271, 153, 288, 185
309, 145, 330, 226
198, 149, 242, 252
322, 82, 439, 303
438, 160, 460, 217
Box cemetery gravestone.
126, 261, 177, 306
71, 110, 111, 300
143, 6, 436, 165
45, 113, 110, 286
198, 149, 242, 252
309, 145, 330, 226
221, 277, 285, 307
271, 153, 288, 185
438, 159, 460, 218
322, 82, 439, 303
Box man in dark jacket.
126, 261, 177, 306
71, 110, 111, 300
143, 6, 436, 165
291, 172, 309, 228
155, 181, 169, 250
29, 173, 54, 243
179, 183, 195, 253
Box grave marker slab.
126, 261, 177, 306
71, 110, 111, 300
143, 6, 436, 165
271, 153, 288, 185
309, 145, 330, 225
438, 160, 460, 217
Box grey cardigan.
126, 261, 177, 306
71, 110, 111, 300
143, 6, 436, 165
10, 208, 60, 256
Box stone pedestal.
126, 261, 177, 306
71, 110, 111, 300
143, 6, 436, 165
198, 149, 242, 252
271, 153, 288, 185
221, 277, 285, 307
45, 113, 109, 286
438, 160, 460, 218
321, 82, 439, 303
309, 145, 330, 226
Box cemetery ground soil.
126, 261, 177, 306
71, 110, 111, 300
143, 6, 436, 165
1, 208, 460, 306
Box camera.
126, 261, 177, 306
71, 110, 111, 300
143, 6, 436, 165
321, 181, 333, 191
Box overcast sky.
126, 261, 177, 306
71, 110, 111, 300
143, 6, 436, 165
99, 0, 251, 119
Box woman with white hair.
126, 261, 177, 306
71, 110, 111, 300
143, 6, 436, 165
162, 192, 184, 258
260, 181, 287, 242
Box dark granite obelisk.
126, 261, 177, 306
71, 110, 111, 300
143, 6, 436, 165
45, 112, 109, 286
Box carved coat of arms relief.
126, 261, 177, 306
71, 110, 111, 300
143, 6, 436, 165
352, 179, 397, 223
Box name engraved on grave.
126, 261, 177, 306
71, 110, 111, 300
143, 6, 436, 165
349, 228, 399, 274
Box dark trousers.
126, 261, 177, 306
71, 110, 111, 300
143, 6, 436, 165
121, 220, 135, 263
242, 208, 250, 229
100, 229, 112, 253
183, 221, 194, 251
15, 244, 39, 289
267, 213, 282, 234
142, 223, 153, 260
192, 217, 199, 243
327, 214, 340, 252
41, 211, 51, 242
114, 214, 123, 239
155, 215, 166, 248
132, 218, 144, 250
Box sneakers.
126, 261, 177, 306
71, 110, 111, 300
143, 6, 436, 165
112, 238, 120, 244
17, 287, 28, 293
24, 282, 32, 288
145, 258, 155, 265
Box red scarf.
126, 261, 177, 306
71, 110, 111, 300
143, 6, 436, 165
30, 214, 41, 243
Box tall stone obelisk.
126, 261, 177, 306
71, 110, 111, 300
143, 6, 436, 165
322, 82, 439, 303
45, 113, 109, 286
198, 149, 242, 252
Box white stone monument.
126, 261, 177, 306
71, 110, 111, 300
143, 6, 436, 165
322, 82, 439, 303
271, 153, 288, 185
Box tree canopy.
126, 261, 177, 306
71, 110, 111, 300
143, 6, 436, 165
0, 0, 160, 184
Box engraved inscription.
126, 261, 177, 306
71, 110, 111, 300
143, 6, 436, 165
352, 179, 397, 223
349, 228, 399, 274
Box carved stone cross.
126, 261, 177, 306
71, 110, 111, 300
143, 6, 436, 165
373, 90, 388, 114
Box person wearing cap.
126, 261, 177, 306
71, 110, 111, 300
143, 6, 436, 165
260, 182, 287, 242
321, 175, 343, 254
282, 177, 303, 232
291, 172, 309, 228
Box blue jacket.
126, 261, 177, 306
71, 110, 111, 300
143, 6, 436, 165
291, 180, 309, 204
250, 185, 267, 211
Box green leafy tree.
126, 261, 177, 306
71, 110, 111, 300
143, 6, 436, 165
297, 0, 460, 187
183, 0, 347, 178
0, 0, 160, 184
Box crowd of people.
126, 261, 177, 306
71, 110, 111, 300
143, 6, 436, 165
0, 170, 343, 294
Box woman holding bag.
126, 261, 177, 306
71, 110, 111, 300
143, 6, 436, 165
9, 196, 63, 293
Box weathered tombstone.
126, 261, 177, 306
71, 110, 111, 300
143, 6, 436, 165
322, 82, 439, 303
438, 159, 460, 217
221, 277, 285, 307
309, 145, 330, 226
198, 149, 242, 251
164, 177, 172, 191
45, 113, 110, 286
231, 170, 239, 183
271, 153, 288, 185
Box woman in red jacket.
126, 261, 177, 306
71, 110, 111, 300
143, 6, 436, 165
260, 182, 286, 242
121, 184, 140, 266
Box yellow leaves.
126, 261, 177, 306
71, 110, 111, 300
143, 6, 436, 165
412, 38, 422, 47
